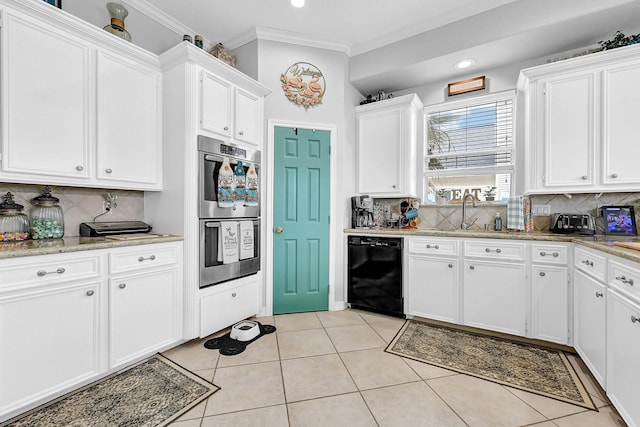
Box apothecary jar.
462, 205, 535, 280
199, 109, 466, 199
0, 192, 30, 241
30, 187, 64, 239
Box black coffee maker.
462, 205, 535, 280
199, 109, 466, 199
351, 195, 374, 228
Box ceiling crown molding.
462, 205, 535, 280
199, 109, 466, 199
226, 26, 351, 55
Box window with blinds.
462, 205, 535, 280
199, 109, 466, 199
424, 91, 515, 203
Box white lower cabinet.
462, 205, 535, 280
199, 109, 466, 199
407, 256, 458, 323
573, 268, 606, 387
531, 265, 569, 344
199, 275, 259, 338
463, 259, 527, 336
606, 288, 640, 427
0, 241, 183, 422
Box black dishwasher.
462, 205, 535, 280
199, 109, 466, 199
347, 236, 404, 318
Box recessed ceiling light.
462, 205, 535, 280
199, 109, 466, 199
454, 59, 475, 69
290, 0, 305, 7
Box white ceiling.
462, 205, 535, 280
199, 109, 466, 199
127, 0, 640, 94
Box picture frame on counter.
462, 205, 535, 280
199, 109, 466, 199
448, 75, 485, 96
42, 0, 62, 9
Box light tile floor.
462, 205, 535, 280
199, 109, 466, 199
163, 310, 627, 427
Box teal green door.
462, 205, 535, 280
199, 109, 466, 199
273, 126, 330, 314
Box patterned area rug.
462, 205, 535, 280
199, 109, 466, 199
386, 320, 595, 410
2, 354, 220, 427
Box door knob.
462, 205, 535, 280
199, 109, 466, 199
275, 227, 283, 234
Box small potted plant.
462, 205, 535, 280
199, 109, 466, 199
436, 188, 450, 204
483, 186, 497, 201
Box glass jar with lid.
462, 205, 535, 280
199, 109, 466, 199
0, 192, 30, 241
30, 187, 64, 239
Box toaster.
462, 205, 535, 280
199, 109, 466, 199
550, 213, 595, 235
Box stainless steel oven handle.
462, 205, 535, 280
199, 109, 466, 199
204, 154, 222, 162
205, 223, 221, 228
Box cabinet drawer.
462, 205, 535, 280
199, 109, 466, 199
200, 278, 259, 337
408, 237, 458, 256
109, 243, 178, 275
574, 246, 606, 282
609, 258, 640, 301
464, 240, 526, 261
0, 253, 102, 290
531, 243, 569, 264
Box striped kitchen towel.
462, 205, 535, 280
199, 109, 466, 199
507, 196, 525, 231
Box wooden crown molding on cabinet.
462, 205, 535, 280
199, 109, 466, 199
226, 26, 351, 54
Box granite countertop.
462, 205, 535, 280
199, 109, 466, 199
344, 227, 640, 264
0, 234, 183, 260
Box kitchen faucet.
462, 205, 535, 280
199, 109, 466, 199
461, 193, 478, 230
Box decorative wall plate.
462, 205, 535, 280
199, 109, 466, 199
280, 62, 325, 108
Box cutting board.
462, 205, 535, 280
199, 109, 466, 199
613, 241, 640, 252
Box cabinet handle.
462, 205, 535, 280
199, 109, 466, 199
581, 175, 588, 180
86, 290, 95, 296
611, 173, 618, 179
119, 283, 126, 289
138, 255, 156, 262
224, 126, 229, 131
616, 275, 634, 286
595, 291, 604, 298
105, 168, 112, 174
540, 272, 546, 277
632, 316, 640, 324
426, 244, 439, 249
76, 165, 84, 171
540, 251, 559, 257
392, 185, 396, 188
239, 131, 244, 136
232, 292, 237, 297
448, 263, 453, 268
36, 267, 66, 277
469, 265, 475, 270
582, 259, 593, 267
485, 248, 502, 253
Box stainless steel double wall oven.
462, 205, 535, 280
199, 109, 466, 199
198, 135, 261, 288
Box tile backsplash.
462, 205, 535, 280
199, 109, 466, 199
374, 192, 640, 233
0, 184, 144, 237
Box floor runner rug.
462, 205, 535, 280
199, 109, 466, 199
1, 354, 219, 427
386, 320, 595, 410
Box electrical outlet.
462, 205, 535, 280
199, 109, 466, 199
103, 201, 113, 214
532, 205, 551, 216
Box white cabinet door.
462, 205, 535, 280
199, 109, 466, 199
234, 88, 260, 146
602, 60, 640, 188
541, 72, 596, 189
463, 260, 526, 336
1, 10, 90, 181
199, 276, 259, 337
573, 269, 606, 387
200, 71, 232, 138
606, 289, 640, 427
0, 281, 102, 415
531, 265, 569, 344
109, 268, 179, 369
407, 255, 458, 323
357, 108, 402, 194
96, 51, 161, 188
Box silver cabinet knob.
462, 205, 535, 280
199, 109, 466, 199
76, 165, 84, 171
119, 283, 126, 289
105, 168, 112, 174
138, 255, 156, 262
232, 292, 237, 297
581, 175, 588, 180
448, 264, 453, 268
239, 131, 244, 136
595, 291, 604, 298
540, 272, 546, 277
632, 316, 640, 324
469, 265, 475, 270
611, 173, 618, 178
392, 185, 396, 188
616, 276, 634, 286
86, 290, 95, 296
224, 126, 229, 131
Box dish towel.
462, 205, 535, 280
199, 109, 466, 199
507, 196, 525, 231
220, 221, 239, 264
239, 221, 254, 260
523, 196, 534, 232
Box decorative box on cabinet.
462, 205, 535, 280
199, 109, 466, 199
518, 43, 640, 194
0, 2, 162, 190
355, 94, 422, 197
0, 252, 105, 420
406, 237, 460, 323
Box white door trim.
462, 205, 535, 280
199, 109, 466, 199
264, 119, 339, 316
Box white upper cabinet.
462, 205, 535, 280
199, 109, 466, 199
0, 2, 162, 190
96, 51, 161, 188
355, 94, 422, 197
1, 9, 91, 182
200, 70, 263, 147
518, 44, 640, 194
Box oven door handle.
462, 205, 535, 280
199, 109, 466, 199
205, 222, 221, 228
